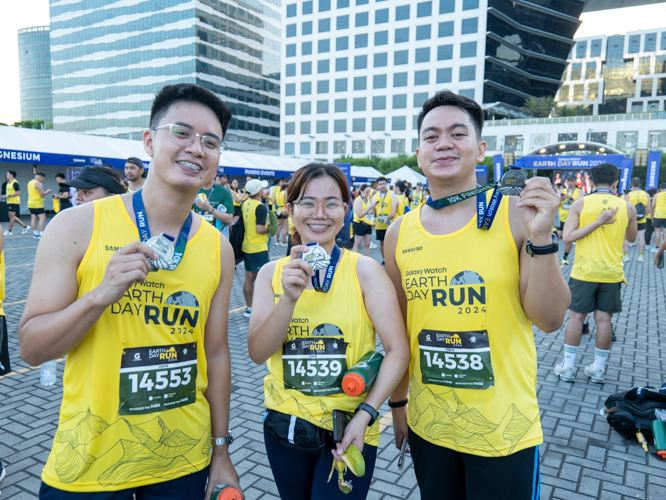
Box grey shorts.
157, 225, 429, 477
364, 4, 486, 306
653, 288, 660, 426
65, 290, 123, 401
569, 277, 622, 314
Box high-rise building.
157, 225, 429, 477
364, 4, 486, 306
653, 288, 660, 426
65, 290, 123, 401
280, 0, 585, 160
49, 0, 281, 153
18, 26, 54, 126
557, 28, 666, 116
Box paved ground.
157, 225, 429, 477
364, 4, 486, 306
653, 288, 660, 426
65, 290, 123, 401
1, 227, 666, 499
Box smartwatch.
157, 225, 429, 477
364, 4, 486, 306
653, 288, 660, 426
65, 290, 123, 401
355, 403, 379, 427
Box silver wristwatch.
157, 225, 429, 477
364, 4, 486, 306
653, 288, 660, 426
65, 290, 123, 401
211, 431, 234, 447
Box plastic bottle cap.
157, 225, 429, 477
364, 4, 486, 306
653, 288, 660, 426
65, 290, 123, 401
342, 372, 366, 397
214, 487, 242, 500
658, 450, 666, 459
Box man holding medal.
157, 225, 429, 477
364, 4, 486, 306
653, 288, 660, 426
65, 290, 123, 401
18, 84, 242, 499
384, 91, 570, 500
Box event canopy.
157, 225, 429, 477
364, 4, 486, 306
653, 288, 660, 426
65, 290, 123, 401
387, 165, 427, 185
350, 165, 383, 182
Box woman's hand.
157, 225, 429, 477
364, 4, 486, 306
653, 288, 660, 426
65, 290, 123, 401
333, 411, 370, 462
281, 245, 314, 302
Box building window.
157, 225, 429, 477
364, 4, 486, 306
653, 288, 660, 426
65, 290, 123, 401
662, 33, 666, 51
630, 102, 644, 113
287, 4, 297, 17
376, 8, 389, 23
588, 82, 599, 100
334, 141, 346, 154
642, 79, 653, 97
572, 84, 584, 101
439, 21, 454, 37
353, 97, 366, 111
373, 96, 386, 110
335, 99, 347, 112
391, 138, 406, 152
645, 33, 657, 52
374, 74, 387, 89
286, 64, 296, 77
352, 119, 365, 132
301, 121, 311, 134
461, 18, 478, 34
336, 36, 349, 50
437, 45, 453, 60
461, 41, 476, 58
415, 48, 430, 63
413, 92, 428, 107
558, 85, 570, 101
657, 55, 666, 74
395, 28, 409, 44
287, 44, 296, 57
394, 72, 408, 87
334, 119, 347, 132
413, 115, 419, 129
585, 62, 596, 80
286, 83, 296, 96
590, 39, 602, 57
317, 100, 329, 113
335, 78, 348, 92
374, 53, 388, 67
317, 80, 330, 93
394, 50, 409, 65
287, 24, 297, 37
337, 15, 349, 29
416, 25, 431, 40
354, 55, 368, 70
302, 42, 313, 55
576, 41, 587, 59
285, 122, 295, 135
396, 5, 410, 20
462, 0, 478, 9
319, 0, 331, 11
459, 65, 475, 81
318, 61, 330, 74
302, 81, 312, 95
412, 138, 419, 152
628, 34, 641, 54
301, 21, 312, 36
286, 103, 296, 115
354, 76, 367, 90
557, 133, 577, 142
300, 142, 311, 155
482, 136, 497, 150
459, 88, 475, 99
439, 0, 454, 14
356, 12, 369, 27
316, 120, 328, 133
316, 141, 328, 154
648, 101, 660, 111
371, 139, 385, 154
417, 1, 432, 17
337, 0, 349, 7
393, 94, 407, 108
355, 33, 368, 48
285, 142, 295, 155
587, 131, 607, 144
392, 117, 406, 131
436, 67, 452, 83
570, 63, 582, 80
352, 140, 365, 154
318, 39, 330, 53
336, 57, 348, 71
372, 117, 385, 131
319, 18, 331, 32
375, 31, 389, 45
639, 57, 652, 75
301, 101, 312, 114
302, 61, 312, 75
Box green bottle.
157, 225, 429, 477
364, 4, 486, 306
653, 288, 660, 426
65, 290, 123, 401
652, 420, 666, 458
342, 352, 384, 396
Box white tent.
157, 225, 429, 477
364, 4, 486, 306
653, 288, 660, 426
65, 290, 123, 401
350, 165, 383, 181
387, 165, 427, 185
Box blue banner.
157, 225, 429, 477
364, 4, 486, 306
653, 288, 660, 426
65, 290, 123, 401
334, 163, 352, 242
221, 166, 294, 178
475, 165, 488, 186
493, 154, 503, 182
0, 148, 126, 168
619, 159, 634, 194
647, 151, 661, 190
520, 154, 625, 169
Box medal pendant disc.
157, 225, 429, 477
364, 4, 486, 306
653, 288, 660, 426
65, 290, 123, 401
146, 235, 175, 263
302, 244, 331, 271
498, 169, 527, 196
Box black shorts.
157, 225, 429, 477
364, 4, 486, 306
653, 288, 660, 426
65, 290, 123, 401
637, 222, 646, 231
244, 251, 269, 273
653, 218, 666, 228
569, 277, 622, 314
375, 229, 387, 241
557, 221, 566, 231
29, 208, 45, 215
234, 205, 242, 217
6, 204, 20, 214
409, 428, 540, 500
353, 221, 372, 236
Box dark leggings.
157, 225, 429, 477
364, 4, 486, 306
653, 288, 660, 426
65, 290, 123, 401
645, 218, 655, 246
264, 430, 377, 500
409, 428, 540, 500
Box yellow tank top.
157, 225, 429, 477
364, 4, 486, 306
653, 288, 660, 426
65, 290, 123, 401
265, 250, 380, 445
395, 200, 542, 457
6, 180, 19, 204
571, 193, 628, 283
353, 197, 375, 225
0, 252, 5, 317
411, 190, 423, 209
242, 198, 268, 253
654, 192, 666, 219
558, 188, 580, 222
28, 179, 43, 209
628, 190, 649, 224
373, 192, 393, 230
275, 190, 286, 211
42, 196, 220, 492
232, 189, 242, 207
396, 194, 409, 217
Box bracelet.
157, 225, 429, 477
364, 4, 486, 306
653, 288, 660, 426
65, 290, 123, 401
388, 398, 408, 408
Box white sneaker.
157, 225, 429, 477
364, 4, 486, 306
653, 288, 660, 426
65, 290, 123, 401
3, 230, 11, 236
652, 248, 659, 253
243, 307, 252, 318
21, 226, 30, 234
369, 242, 377, 249
623, 255, 630, 262
554, 361, 575, 382
638, 255, 644, 263
33, 234, 40, 239
584, 363, 605, 384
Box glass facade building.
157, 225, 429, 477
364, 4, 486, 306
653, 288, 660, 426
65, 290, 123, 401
18, 26, 54, 125
49, 0, 280, 153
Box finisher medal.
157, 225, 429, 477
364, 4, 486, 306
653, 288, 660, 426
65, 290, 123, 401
145, 233, 175, 271
498, 168, 527, 196
196, 193, 207, 202
301, 243, 331, 271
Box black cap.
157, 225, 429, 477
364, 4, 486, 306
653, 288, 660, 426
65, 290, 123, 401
61, 167, 125, 194
125, 157, 144, 169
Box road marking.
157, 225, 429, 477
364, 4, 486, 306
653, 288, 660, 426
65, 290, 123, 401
5, 300, 26, 306
6, 263, 34, 269
5, 246, 38, 251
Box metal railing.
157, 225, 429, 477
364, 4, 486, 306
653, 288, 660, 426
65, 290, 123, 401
486, 111, 666, 127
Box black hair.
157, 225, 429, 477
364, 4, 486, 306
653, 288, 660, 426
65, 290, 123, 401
377, 176, 387, 183
417, 91, 483, 140
150, 84, 232, 136
7, 170, 17, 178
590, 163, 619, 187
648, 188, 658, 196
660, 183, 666, 190
55, 172, 65, 179
36, 172, 46, 177
395, 180, 407, 193
631, 177, 641, 188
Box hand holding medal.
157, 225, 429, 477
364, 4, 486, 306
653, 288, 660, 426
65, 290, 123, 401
281, 245, 316, 302
515, 176, 560, 243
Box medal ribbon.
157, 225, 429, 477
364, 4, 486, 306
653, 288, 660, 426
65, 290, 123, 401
132, 190, 193, 271
309, 243, 342, 293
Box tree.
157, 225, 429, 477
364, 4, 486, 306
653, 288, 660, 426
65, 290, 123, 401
521, 96, 555, 118
553, 105, 591, 117
0, 123, 7, 127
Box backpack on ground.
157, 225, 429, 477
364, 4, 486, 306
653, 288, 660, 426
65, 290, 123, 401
603, 386, 666, 440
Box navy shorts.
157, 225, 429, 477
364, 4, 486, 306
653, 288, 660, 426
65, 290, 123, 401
244, 250, 269, 272
29, 208, 45, 215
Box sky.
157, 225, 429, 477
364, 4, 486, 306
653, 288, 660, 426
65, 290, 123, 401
0, 2, 666, 125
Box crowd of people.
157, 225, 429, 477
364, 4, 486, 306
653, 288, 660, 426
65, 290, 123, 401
0, 83, 662, 500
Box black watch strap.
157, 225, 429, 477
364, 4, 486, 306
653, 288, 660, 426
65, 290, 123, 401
526, 235, 558, 256
355, 403, 379, 427
388, 398, 408, 408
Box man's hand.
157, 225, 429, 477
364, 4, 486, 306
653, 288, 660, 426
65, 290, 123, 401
44, 188, 52, 195
515, 177, 560, 244
196, 198, 214, 213
204, 450, 244, 500
597, 207, 618, 226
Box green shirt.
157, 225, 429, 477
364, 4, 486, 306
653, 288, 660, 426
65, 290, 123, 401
193, 184, 234, 228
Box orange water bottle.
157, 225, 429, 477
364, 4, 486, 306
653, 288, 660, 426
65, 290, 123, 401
211, 484, 242, 500
342, 352, 384, 397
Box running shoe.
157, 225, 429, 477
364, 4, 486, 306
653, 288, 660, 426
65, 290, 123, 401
21, 226, 30, 234
652, 248, 659, 253
560, 258, 569, 265
582, 321, 589, 334
623, 254, 630, 262
369, 242, 377, 249
612, 333, 617, 342
33, 234, 40, 239
584, 364, 605, 384
0, 458, 6, 484
3, 231, 11, 236
638, 255, 644, 263
554, 362, 575, 382
243, 307, 252, 318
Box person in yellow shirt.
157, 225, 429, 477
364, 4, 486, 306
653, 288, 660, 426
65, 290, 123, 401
372, 176, 398, 264
558, 176, 582, 265
1, 170, 30, 236
242, 178, 270, 318
27, 172, 52, 239
651, 184, 666, 252
623, 178, 650, 262
352, 184, 376, 256
555, 163, 637, 385
0, 232, 8, 377
18, 83, 242, 498
410, 183, 424, 210
385, 91, 569, 500
393, 181, 411, 217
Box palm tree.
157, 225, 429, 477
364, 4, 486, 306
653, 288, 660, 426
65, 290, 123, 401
553, 105, 591, 117
521, 96, 555, 117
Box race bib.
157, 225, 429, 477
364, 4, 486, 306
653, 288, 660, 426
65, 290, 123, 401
282, 337, 348, 396
377, 214, 388, 223
562, 203, 572, 211
119, 343, 198, 415
418, 330, 494, 390
364, 213, 374, 223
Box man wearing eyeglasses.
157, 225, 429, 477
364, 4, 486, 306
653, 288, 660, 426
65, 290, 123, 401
19, 84, 242, 499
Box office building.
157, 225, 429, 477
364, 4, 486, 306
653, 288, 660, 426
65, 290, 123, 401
49, 0, 281, 153
18, 26, 54, 125
280, 0, 585, 160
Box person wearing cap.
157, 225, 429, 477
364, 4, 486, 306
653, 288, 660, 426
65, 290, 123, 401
193, 170, 234, 239
60, 165, 126, 205
125, 157, 146, 192
242, 178, 270, 318
558, 175, 583, 265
